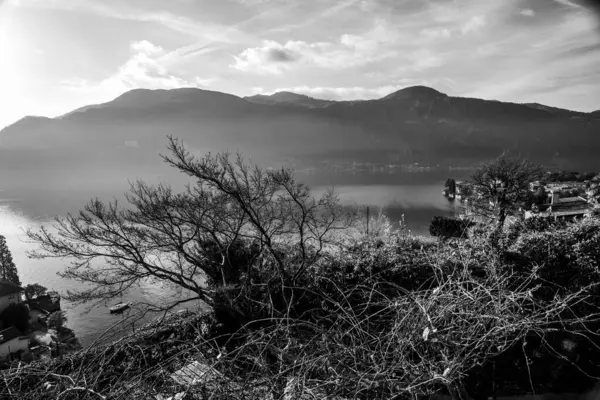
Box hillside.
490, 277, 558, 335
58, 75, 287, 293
2, 86, 598, 166
1, 85, 599, 214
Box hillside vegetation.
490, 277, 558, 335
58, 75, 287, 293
4, 214, 600, 399
4, 146, 600, 400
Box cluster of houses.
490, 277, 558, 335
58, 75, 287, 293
0, 280, 30, 362
524, 180, 599, 220
444, 175, 600, 222
0, 280, 61, 364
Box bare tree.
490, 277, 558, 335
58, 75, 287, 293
469, 152, 542, 229
26, 136, 354, 318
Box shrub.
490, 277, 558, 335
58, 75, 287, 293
24, 283, 47, 301
47, 311, 68, 332
429, 216, 474, 239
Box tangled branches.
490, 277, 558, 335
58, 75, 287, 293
213, 248, 600, 400
0, 310, 223, 399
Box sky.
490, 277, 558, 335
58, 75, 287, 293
0, 0, 599, 129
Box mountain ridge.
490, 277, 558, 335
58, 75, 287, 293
244, 91, 336, 108
1, 85, 599, 175
4, 85, 597, 129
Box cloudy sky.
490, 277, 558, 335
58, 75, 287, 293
0, 0, 599, 129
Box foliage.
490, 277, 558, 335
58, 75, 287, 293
507, 216, 600, 295
541, 171, 596, 184
24, 283, 48, 301
0, 303, 30, 332
522, 215, 567, 232
429, 216, 474, 239
543, 171, 578, 183
469, 152, 542, 229
532, 186, 547, 205
445, 178, 457, 194
459, 184, 473, 197
47, 311, 68, 332
351, 206, 394, 239
0, 235, 20, 286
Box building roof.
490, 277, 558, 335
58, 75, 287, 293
536, 198, 593, 217
558, 197, 587, 204
0, 326, 20, 345
551, 208, 592, 217
0, 280, 23, 297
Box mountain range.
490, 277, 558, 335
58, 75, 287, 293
1, 85, 599, 215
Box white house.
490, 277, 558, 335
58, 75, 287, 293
0, 279, 24, 315
525, 191, 593, 220
0, 326, 30, 361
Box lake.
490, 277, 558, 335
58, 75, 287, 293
0, 169, 469, 347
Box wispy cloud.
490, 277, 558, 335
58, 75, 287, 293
63, 40, 215, 98
265, 0, 361, 34
231, 20, 408, 74
231, 40, 300, 74
409, 49, 445, 71
459, 9, 600, 110
552, 0, 584, 9
420, 28, 452, 39
461, 15, 486, 35
12, 0, 253, 42
520, 9, 536, 17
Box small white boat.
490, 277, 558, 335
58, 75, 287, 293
109, 302, 130, 313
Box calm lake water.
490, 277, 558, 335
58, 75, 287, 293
0, 169, 469, 347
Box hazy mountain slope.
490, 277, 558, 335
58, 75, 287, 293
522, 103, 588, 117
1, 85, 599, 211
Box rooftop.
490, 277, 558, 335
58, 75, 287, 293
0, 279, 23, 297
538, 201, 592, 216
0, 326, 20, 345
550, 208, 592, 217
557, 197, 587, 204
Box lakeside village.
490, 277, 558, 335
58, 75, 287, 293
0, 280, 82, 367
443, 170, 600, 221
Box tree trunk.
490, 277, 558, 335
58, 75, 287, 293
447, 382, 472, 400
497, 208, 507, 230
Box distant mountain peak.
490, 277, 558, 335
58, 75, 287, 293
244, 91, 335, 108
381, 85, 447, 101
269, 91, 314, 100
1, 116, 53, 133
247, 91, 316, 102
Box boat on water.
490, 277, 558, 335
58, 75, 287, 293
109, 302, 130, 314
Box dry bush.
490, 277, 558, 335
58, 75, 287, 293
3, 231, 600, 400
212, 237, 600, 400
